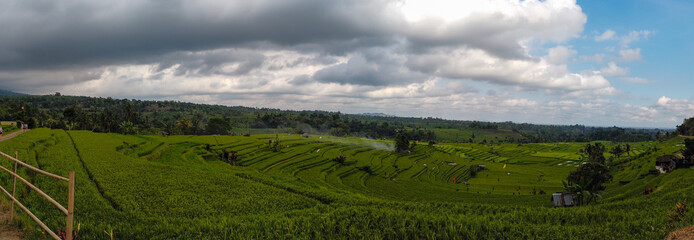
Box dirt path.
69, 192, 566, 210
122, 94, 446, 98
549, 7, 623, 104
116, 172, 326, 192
0, 130, 28, 240
0, 206, 24, 240
0, 129, 29, 143
665, 225, 694, 240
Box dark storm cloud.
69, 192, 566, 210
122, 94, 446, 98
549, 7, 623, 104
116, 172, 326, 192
153, 49, 267, 77
0, 0, 596, 94
404, 15, 530, 59
313, 50, 428, 86
0, 0, 401, 71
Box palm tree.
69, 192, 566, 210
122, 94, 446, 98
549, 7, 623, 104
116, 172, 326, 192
563, 181, 586, 206
176, 118, 193, 134
610, 145, 624, 162
119, 121, 135, 135
625, 144, 631, 160
563, 178, 597, 206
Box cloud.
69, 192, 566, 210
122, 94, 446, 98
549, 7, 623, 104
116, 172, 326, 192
10, 0, 681, 127
401, 0, 587, 59
620, 77, 653, 84
362, 79, 474, 99
546, 46, 577, 64
656, 96, 673, 107
502, 98, 538, 107
312, 50, 429, 86
595, 29, 616, 41
619, 48, 642, 62
600, 62, 629, 76
0, 0, 402, 70
0, 0, 593, 92
0, 0, 587, 71
579, 54, 605, 63
631, 96, 694, 124
407, 48, 612, 92
594, 29, 651, 46
621, 30, 651, 46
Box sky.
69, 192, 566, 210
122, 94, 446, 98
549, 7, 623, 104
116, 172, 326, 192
0, 0, 692, 128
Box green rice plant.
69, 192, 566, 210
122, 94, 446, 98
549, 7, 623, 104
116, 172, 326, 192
0, 130, 691, 239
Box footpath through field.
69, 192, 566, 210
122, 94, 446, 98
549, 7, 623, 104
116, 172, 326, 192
0, 129, 29, 143
665, 226, 694, 240
0, 130, 28, 240
0, 203, 23, 240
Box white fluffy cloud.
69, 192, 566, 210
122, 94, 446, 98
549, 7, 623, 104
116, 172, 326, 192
593, 29, 651, 46
579, 54, 605, 63
546, 46, 577, 64
595, 29, 616, 41
408, 48, 611, 91
620, 77, 652, 84
400, 0, 586, 59
621, 30, 651, 46
619, 48, 642, 62
631, 96, 694, 124
10, 0, 683, 127
600, 62, 629, 76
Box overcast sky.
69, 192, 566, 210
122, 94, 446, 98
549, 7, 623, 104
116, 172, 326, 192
1, 0, 692, 128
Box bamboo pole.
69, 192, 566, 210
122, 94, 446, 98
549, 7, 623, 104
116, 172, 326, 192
66, 171, 75, 240
9, 151, 17, 222
0, 184, 61, 240
0, 150, 75, 239
0, 164, 68, 214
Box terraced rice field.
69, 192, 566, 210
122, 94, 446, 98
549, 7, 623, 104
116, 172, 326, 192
0, 129, 691, 239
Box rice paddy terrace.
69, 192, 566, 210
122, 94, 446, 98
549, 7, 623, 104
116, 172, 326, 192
0, 129, 692, 239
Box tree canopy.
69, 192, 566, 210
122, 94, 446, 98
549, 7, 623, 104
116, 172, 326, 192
566, 143, 613, 206
677, 117, 694, 136
583, 142, 606, 164
683, 138, 694, 161
0, 94, 662, 142
395, 134, 409, 152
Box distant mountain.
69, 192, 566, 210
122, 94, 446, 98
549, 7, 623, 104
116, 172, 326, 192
0, 89, 27, 96
357, 112, 395, 117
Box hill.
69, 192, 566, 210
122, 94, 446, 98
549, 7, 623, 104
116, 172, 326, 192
0, 129, 691, 239
0, 89, 27, 96
0, 94, 661, 143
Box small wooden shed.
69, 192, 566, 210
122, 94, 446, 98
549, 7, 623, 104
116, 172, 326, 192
552, 193, 574, 207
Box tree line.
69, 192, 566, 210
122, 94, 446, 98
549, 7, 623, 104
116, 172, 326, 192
0, 95, 406, 138
0, 94, 665, 142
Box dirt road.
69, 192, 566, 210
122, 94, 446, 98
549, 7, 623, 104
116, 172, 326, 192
0, 130, 29, 143
0, 130, 27, 239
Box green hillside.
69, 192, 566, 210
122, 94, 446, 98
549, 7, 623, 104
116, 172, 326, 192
0, 89, 27, 96
0, 129, 691, 239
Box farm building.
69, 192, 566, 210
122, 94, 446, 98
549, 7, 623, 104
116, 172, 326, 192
655, 154, 691, 174
302, 133, 310, 138
0, 121, 17, 126
477, 164, 486, 169
656, 155, 677, 173
552, 193, 574, 207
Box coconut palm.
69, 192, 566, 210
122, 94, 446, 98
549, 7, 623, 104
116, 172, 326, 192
119, 121, 136, 135
562, 177, 600, 206
625, 143, 631, 160
176, 118, 193, 134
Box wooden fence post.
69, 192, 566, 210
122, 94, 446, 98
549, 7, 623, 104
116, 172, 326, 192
9, 151, 17, 223
66, 171, 75, 240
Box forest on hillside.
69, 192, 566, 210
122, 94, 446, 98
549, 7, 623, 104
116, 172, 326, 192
0, 93, 666, 143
